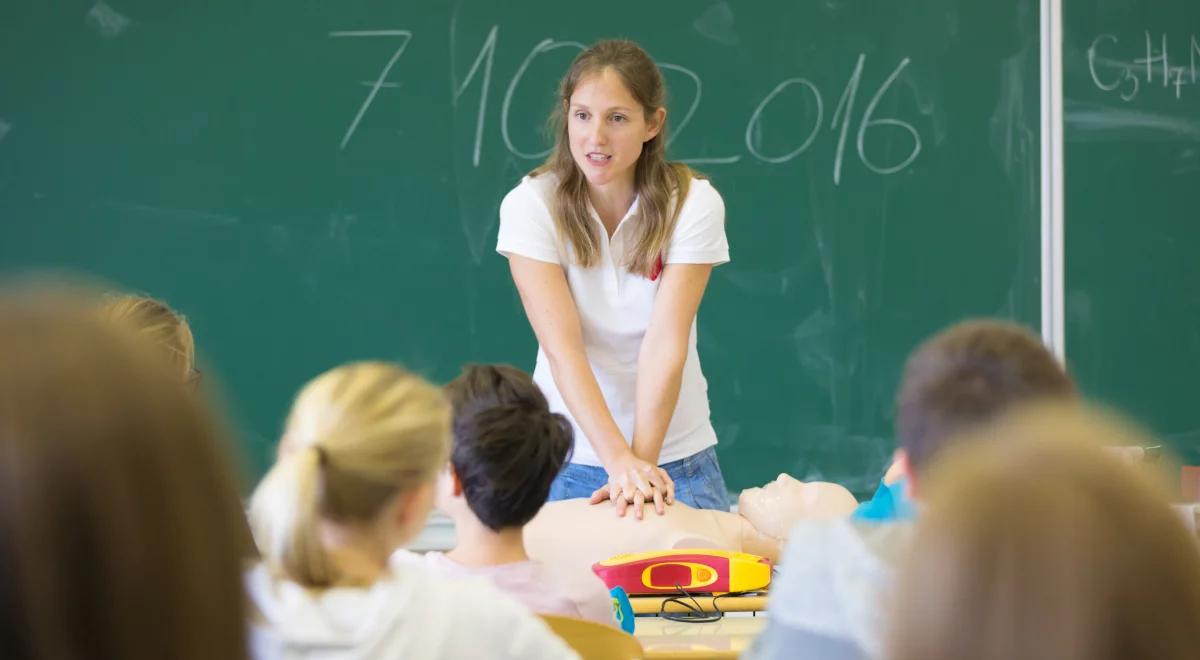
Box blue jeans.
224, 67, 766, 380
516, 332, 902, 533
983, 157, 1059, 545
548, 446, 730, 511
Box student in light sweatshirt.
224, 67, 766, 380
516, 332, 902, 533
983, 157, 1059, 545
247, 362, 578, 660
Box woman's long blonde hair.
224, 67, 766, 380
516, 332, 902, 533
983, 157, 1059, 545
534, 39, 697, 277
249, 362, 450, 588
889, 404, 1200, 660
100, 294, 196, 381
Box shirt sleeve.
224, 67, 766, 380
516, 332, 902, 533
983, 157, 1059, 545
497, 178, 562, 265
758, 522, 856, 649
756, 520, 895, 660
665, 178, 730, 266
744, 625, 868, 660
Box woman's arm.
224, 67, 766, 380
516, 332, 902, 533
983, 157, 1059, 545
631, 263, 713, 465
587, 263, 714, 516
508, 255, 672, 514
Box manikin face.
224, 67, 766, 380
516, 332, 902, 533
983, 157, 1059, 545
566, 67, 663, 192
737, 474, 859, 539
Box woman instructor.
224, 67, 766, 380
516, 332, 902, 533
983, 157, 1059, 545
497, 40, 731, 516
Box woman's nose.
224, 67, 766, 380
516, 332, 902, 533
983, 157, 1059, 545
588, 122, 608, 146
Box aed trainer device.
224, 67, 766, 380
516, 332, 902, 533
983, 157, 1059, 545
592, 549, 771, 595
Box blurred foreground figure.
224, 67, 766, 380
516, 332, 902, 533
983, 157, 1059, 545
0, 287, 250, 660
888, 404, 1200, 660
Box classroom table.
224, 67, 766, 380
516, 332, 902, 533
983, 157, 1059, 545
634, 613, 767, 660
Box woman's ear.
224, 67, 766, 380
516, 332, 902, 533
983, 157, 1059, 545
448, 463, 464, 497
644, 107, 666, 142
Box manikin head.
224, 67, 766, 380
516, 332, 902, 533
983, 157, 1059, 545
737, 474, 858, 540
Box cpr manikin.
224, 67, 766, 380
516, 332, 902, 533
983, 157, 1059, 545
523, 475, 857, 596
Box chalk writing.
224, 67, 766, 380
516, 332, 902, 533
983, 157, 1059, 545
329, 30, 413, 150
1089, 32, 1199, 101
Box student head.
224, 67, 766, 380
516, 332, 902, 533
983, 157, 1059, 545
539, 38, 693, 277
736, 475, 859, 540
0, 288, 250, 660
894, 319, 1075, 493
250, 362, 450, 588
100, 293, 198, 384
439, 364, 573, 532
888, 404, 1200, 660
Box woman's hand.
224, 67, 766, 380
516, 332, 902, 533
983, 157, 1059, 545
590, 451, 675, 519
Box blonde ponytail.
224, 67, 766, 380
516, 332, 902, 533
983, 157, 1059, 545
250, 445, 336, 587
249, 363, 450, 588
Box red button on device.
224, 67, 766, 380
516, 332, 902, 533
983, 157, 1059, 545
647, 564, 691, 588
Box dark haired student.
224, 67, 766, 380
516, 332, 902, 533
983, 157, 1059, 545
397, 364, 616, 626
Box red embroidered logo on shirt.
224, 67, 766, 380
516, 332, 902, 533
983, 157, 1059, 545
649, 254, 664, 282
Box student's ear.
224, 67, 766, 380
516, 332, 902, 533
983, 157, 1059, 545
883, 449, 907, 485
644, 107, 666, 142
893, 449, 920, 499
447, 463, 464, 497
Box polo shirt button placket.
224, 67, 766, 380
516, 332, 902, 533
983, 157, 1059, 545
609, 232, 623, 297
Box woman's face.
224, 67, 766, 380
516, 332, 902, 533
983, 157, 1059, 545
566, 67, 663, 191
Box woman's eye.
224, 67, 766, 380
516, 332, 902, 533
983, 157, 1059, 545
574, 111, 589, 120
611, 114, 627, 123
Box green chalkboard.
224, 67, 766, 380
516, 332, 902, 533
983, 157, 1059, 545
1064, 1, 1200, 463
0, 0, 1041, 495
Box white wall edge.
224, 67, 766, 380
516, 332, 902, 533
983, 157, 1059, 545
1041, 0, 1067, 360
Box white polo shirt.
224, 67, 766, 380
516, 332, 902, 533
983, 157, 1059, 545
496, 172, 729, 467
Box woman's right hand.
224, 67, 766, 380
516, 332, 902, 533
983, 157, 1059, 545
590, 451, 675, 519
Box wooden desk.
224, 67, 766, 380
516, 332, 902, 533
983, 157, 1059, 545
635, 614, 767, 660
